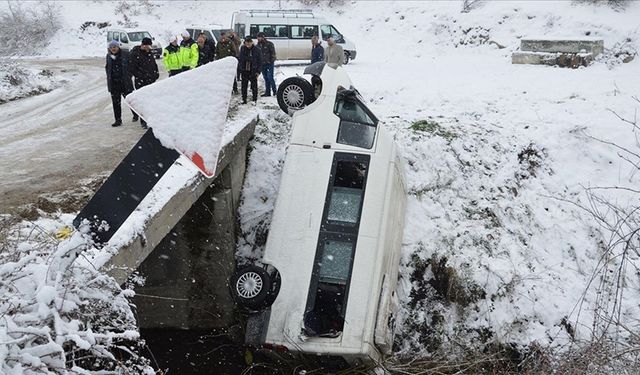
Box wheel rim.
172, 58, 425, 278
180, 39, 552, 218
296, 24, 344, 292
283, 85, 305, 108
236, 271, 263, 299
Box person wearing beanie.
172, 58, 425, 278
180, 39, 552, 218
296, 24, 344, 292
237, 36, 262, 104
179, 30, 198, 71
128, 37, 159, 129
162, 35, 182, 76
105, 40, 136, 127
215, 32, 239, 94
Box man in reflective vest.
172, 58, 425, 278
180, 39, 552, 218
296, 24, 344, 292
162, 35, 182, 76
179, 30, 198, 72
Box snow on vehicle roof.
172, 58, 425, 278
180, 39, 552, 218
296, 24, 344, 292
125, 57, 237, 177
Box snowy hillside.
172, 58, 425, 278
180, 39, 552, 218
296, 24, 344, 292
2, 0, 640, 372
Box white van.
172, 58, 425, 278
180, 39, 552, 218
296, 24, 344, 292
185, 24, 225, 44
230, 63, 405, 364
231, 9, 357, 64
106, 29, 162, 59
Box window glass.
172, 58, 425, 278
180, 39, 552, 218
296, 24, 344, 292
327, 160, 367, 223
318, 240, 353, 283
127, 31, 151, 42
107, 31, 112, 41
120, 32, 129, 43
320, 25, 343, 42
201, 30, 213, 40
249, 24, 287, 38
334, 91, 378, 149
234, 24, 245, 38
212, 29, 222, 41
290, 25, 318, 39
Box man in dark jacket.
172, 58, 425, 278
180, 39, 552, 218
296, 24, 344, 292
216, 32, 239, 93
196, 32, 215, 67
128, 37, 159, 128
257, 32, 277, 97
106, 40, 136, 127
310, 35, 324, 64
237, 36, 262, 104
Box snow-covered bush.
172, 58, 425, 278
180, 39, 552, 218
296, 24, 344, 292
0, 1, 61, 56
0, 217, 152, 374
113, 1, 157, 28
0, 61, 62, 104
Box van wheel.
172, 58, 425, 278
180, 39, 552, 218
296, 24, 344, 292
277, 77, 314, 115
230, 266, 272, 309
342, 51, 350, 65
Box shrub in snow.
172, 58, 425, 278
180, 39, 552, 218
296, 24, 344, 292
596, 38, 637, 68
113, 1, 157, 28
0, 61, 62, 104
0, 1, 61, 56
0, 218, 152, 374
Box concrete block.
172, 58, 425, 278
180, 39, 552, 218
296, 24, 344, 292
512, 51, 593, 68
521, 38, 604, 56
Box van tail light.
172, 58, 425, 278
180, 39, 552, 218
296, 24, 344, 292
262, 343, 289, 353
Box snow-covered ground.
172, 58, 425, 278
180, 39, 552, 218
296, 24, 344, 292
2, 0, 640, 372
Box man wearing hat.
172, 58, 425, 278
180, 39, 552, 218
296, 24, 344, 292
163, 35, 183, 77
105, 40, 136, 127
128, 37, 159, 128
179, 30, 199, 72
257, 32, 277, 97
237, 35, 262, 104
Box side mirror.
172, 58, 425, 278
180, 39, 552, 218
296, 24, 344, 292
152, 37, 155, 41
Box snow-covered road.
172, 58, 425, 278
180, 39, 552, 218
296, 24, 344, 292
0, 58, 155, 213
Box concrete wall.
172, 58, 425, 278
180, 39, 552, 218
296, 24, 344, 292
134, 147, 246, 329
100, 118, 256, 329
521, 39, 604, 56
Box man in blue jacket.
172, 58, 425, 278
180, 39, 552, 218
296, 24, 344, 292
105, 40, 136, 127
310, 35, 324, 64
237, 36, 262, 104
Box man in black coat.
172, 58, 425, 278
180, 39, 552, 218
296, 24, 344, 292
128, 37, 159, 128
197, 33, 215, 67
106, 40, 136, 127
237, 36, 262, 104
257, 32, 277, 97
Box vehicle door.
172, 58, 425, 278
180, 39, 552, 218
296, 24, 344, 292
120, 32, 130, 51
320, 24, 345, 44
288, 24, 317, 60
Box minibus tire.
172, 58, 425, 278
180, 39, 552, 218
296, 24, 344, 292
277, 77, 314, 115
230, 265, 272, 309
343, 51, 350, 65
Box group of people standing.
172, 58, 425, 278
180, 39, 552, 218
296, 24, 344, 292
105, 30, 343, 126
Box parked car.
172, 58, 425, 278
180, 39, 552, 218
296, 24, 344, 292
231, 9, 357, 64
106, 29, 162, 59
230, 63, 406, 364
185, 24, 225, 44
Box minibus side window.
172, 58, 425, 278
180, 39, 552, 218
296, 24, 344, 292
304, 153, 370, 337
290, 25, 318, 39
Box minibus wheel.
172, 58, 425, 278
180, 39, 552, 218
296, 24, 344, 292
342, 51, 350, 65
230, 265, 272, 309
277, 76, 314, 115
